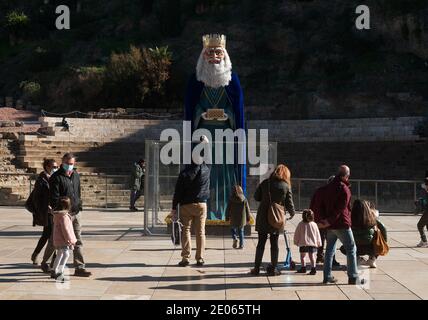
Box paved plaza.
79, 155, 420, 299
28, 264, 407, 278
0, 207, 428, 300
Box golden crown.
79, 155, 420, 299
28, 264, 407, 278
202, 34, 226, 48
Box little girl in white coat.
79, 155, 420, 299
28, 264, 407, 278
294, 209, 322, 275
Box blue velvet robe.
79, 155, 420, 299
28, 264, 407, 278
184, 72, 247, 218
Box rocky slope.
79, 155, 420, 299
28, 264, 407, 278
0, 0, 427, 119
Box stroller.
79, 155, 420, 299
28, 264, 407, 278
283, 229, 296, 270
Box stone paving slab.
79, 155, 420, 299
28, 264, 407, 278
0, 207, 427, 300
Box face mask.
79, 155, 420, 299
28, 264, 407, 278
422, 184, 427, 191
63, 164, 74, 172
50, 168, 58, 175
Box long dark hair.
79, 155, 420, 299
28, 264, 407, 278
351, 199, 377, 228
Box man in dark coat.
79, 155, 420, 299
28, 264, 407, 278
171, 139, 211, 267
310, 175, 340, 266
49, 153, 91, 277
129, 159, 145, 211
318, 165, 364, 285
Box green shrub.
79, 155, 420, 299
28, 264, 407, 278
5, 11, 29, 29
104, 45, 172, 107
75, 66, 106, 103
4, 11, 30, 45
20, 80, 42, 103
47, 66, 106, 110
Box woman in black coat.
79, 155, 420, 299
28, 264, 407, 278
251, 164, 295, 276
29, 158, 58, 266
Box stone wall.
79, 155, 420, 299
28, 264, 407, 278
2, 115, 426, 208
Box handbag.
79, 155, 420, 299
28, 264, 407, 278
171, 206, 182, 245
25, 190, 36, 214
171, 220, 182, 245
372, 225, 389, 256
267, 179, 286, 230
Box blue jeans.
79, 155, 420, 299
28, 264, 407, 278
130, 190, 142, 208
323, 228, 359, 281
231, 228, 244, 247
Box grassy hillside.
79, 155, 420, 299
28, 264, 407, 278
0, 0, 427, 118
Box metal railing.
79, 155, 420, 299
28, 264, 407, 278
0, 172, 423, 214
292, 178, 421, 213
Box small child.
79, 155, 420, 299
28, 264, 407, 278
51, 197, 77, 282
294, 209, 322, 275
226, 185, 251, 249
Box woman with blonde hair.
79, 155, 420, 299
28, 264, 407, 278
250, 164, 296, 276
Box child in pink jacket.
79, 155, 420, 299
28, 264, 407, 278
51, 197, 77, 281
294, 209, 322, 275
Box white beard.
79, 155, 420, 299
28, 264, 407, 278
196, 49, 232, 88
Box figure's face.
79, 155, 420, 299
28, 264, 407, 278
46, 162, 58, 173
203, 46, 225, 64
63, 157, 75, 167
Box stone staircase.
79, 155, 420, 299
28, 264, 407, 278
11, 117, 182, 207
0, 138, 32, 205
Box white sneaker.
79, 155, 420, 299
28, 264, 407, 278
367, 257, 377, 268
417, 241, 428, 248
357, 256, 366, 266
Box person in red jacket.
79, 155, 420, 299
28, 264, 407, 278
317, 165, 364, 285
310, 175, 340, 266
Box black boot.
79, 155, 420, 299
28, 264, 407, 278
348, 277, 365, 285
74, 269, 92, 277
41, 262, 51, 273
250, 267, 260, 276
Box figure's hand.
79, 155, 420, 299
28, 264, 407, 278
317, 220, 330, 229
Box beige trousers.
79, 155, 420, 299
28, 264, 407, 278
180, 203, 207, 262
